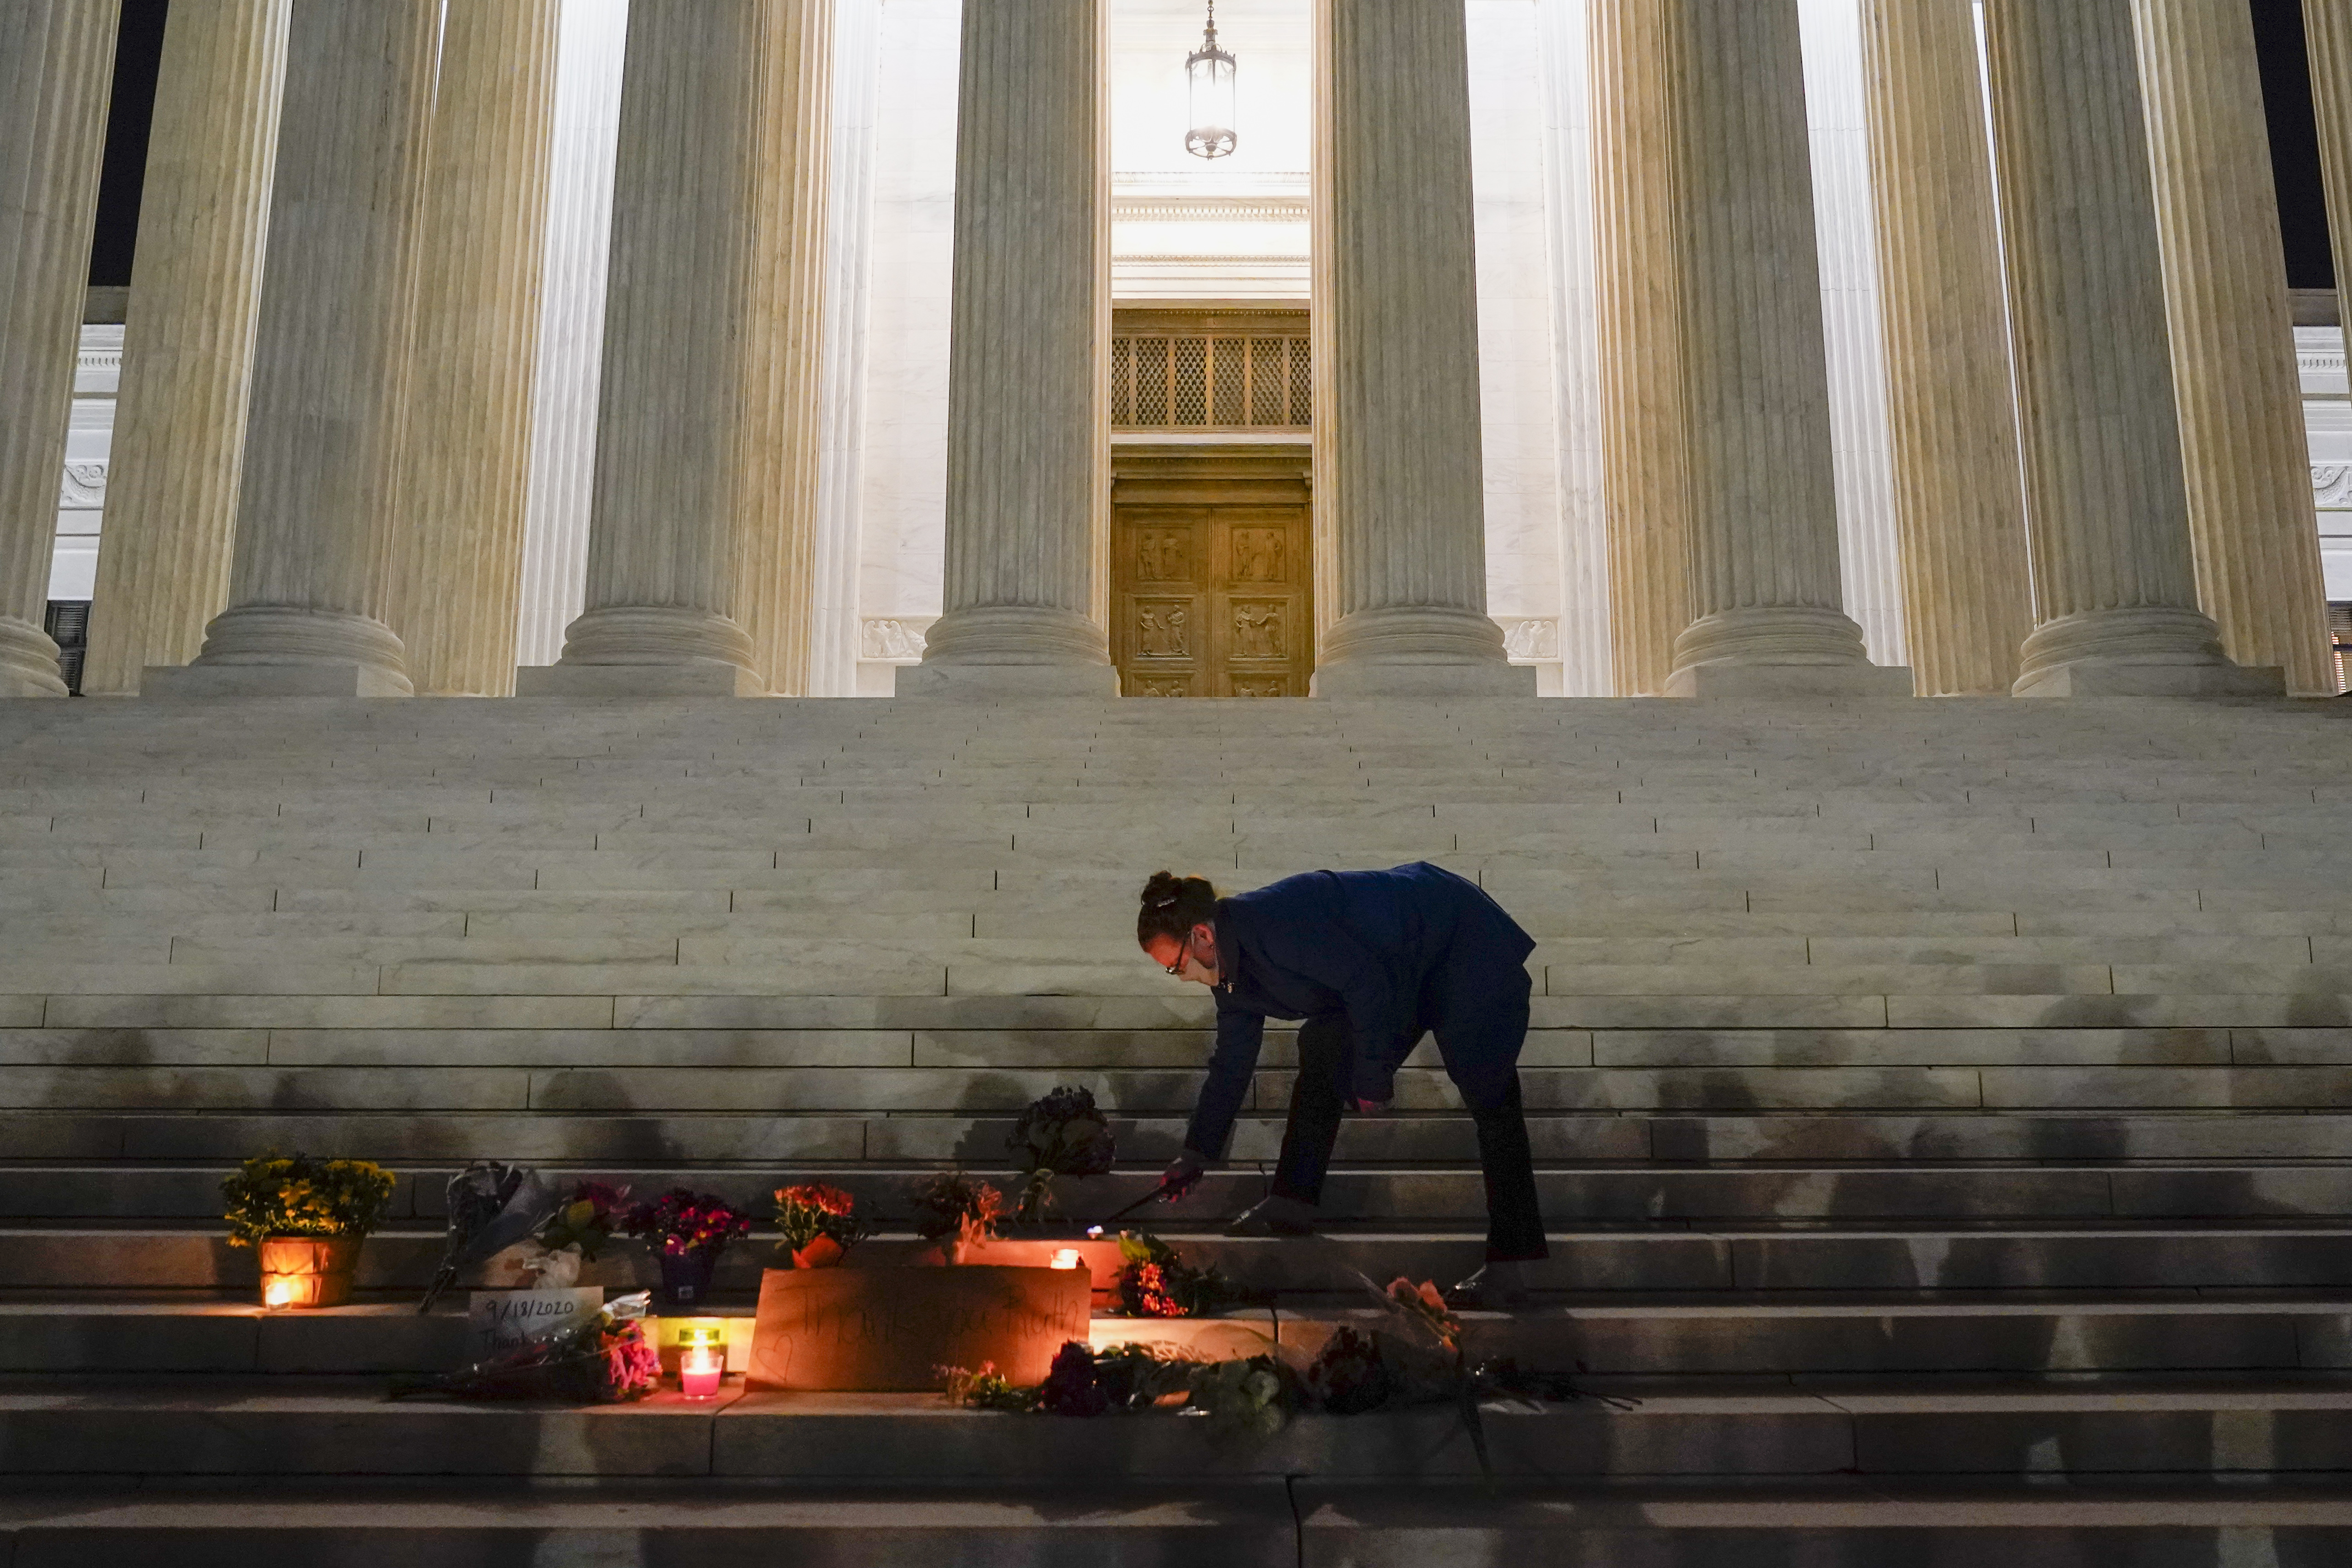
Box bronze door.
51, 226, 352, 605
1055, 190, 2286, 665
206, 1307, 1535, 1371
1112, 450, 1313, 698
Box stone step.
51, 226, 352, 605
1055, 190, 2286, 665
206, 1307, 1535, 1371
9, 1108, 2350, 1163
6, 1161, 2351, 1224
23, 1481, 2341, 1568
11, 1224, 2352, 1294
5, 1372, 2352, 1483
8, 1059, 2352, 1112
6, 1290, 2352, 1379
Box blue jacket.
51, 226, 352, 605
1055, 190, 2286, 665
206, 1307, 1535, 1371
1181, 862, 1536, 1158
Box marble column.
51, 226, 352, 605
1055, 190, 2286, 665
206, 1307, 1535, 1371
82, 0, 288, 696
737, 0, 834, 697
382, 0, 560, 698
152, 0, 440, 699
1858, 0, 2032, 696
901, 0, 1114, 698
513, 0, 629, 671
1661, 0, 1903, 698
2136, 0, 2331, 694
1537, 0, 1613, 698
810, 0, 884, 698
1982, 0, 2268, 697
0, 0, 119, 699
525, 0, 773, 696
1308, 0, 1531, 698
1585, 0, 1687, 697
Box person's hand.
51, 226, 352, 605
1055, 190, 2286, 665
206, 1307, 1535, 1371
1350, 1096, 1392, 1117
1161, 1149, 1207, 1199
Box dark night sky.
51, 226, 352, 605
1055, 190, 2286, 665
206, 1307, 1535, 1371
81, 0, 2345, 293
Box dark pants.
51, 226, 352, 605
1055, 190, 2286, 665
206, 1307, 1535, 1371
1267, 1010, 1548, 1263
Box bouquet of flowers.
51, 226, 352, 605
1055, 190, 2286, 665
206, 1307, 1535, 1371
1111, 1230, 1230, 1318
1005, 1085, 1117, 1224
942, 1340, 1197, 1417
773, 1182, 867, 1269
908, 1170, 1004, 1263
624, 1188, 753, 1256
524, 1180, 631, 1286
419, 1162, 557, 1314
390, 1291, 662, 1404
1301, 1325, 1395, 1416
221, 1154, 395, 1248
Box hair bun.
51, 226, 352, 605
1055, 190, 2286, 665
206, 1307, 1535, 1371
1141, 870, 1184, 908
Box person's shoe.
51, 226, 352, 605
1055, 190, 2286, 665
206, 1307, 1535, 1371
1223, 1194, 1320, 1237
1449, 1259, 1533, 1310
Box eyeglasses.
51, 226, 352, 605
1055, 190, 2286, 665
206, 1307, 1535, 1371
1162, 934, 1190, 977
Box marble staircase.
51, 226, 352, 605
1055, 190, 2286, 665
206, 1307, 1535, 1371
2, 690, 2350, 1563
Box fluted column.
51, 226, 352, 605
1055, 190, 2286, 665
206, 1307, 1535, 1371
1308, 0, 1530, 698
737, 0, 834, 697
1858, 0, 2032, 696
151, 0, 440, 699
902, 0, 1113, 698
1661, 0, 1902, 698
513, 0, 628, 671
1982, 0, 2268, 698
81, 0, 287, 696
526, 0, 814, 698
1586, 0, 1688, 698
0, 0, 118, 699
382, 0, 560, 698
2136, 0, 2331, 694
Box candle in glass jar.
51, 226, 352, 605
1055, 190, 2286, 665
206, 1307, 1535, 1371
680, 1345, 724, 1397
263, 1279, 296, 1310
1049, 1248, 1083, 1271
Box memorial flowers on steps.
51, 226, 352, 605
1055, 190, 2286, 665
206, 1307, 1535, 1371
221, 1152, 397, 1310
1005, 1085, 1118, 1224
524, 1180, 631, 1287
909, 1170, 1005, 1264
420, 1162, 559, 1314
773, 1182, 869, 1269
624, 1188, 753, 1305
1110, 1230, 1230, 1318
390, 1290, 662, 1404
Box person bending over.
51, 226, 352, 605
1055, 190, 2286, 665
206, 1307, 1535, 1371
1136, 863, 1548, 1308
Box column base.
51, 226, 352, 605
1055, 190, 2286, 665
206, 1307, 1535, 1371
0, 618, 68, 699
516, 662, 766, 698
1665, 662, 1916, 699
1310, 660, 1539, 698
142, 662, 413, 699
186, 606, 414, 695
2012, 606, 2278, 698
2012, 660, 2285, 699
894, 661, 1118, 699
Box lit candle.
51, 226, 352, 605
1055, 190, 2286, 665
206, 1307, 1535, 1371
680, 1345, 724, 1398
1050, 1248, 1083, 1271
263, 1279, 295, 1310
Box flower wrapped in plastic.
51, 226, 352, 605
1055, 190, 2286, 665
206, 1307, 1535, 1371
419, 1162, 557, 1315
1005, 1085, 1117, 1224
525, 1180, 631, 1287
773, 1182, 868, 1268
1111, 1230, 1230, 1319
390, 1291, 662, 1404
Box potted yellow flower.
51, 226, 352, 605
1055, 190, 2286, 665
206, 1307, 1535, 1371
222, 1153, 396, 1308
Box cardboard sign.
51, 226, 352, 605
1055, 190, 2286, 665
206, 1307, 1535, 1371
748, 1266, 1090, 1392
464, 1288, 603, 1362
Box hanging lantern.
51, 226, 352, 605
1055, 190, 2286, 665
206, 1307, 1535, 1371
1185, 1, 1237, 160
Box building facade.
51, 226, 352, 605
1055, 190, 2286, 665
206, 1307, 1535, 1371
6, 0, 2342, 702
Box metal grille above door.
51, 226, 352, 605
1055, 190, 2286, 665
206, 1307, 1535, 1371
1112, 309, 1309, 433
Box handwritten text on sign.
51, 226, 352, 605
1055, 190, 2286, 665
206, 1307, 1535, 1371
747, 1266, 1090, 1391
